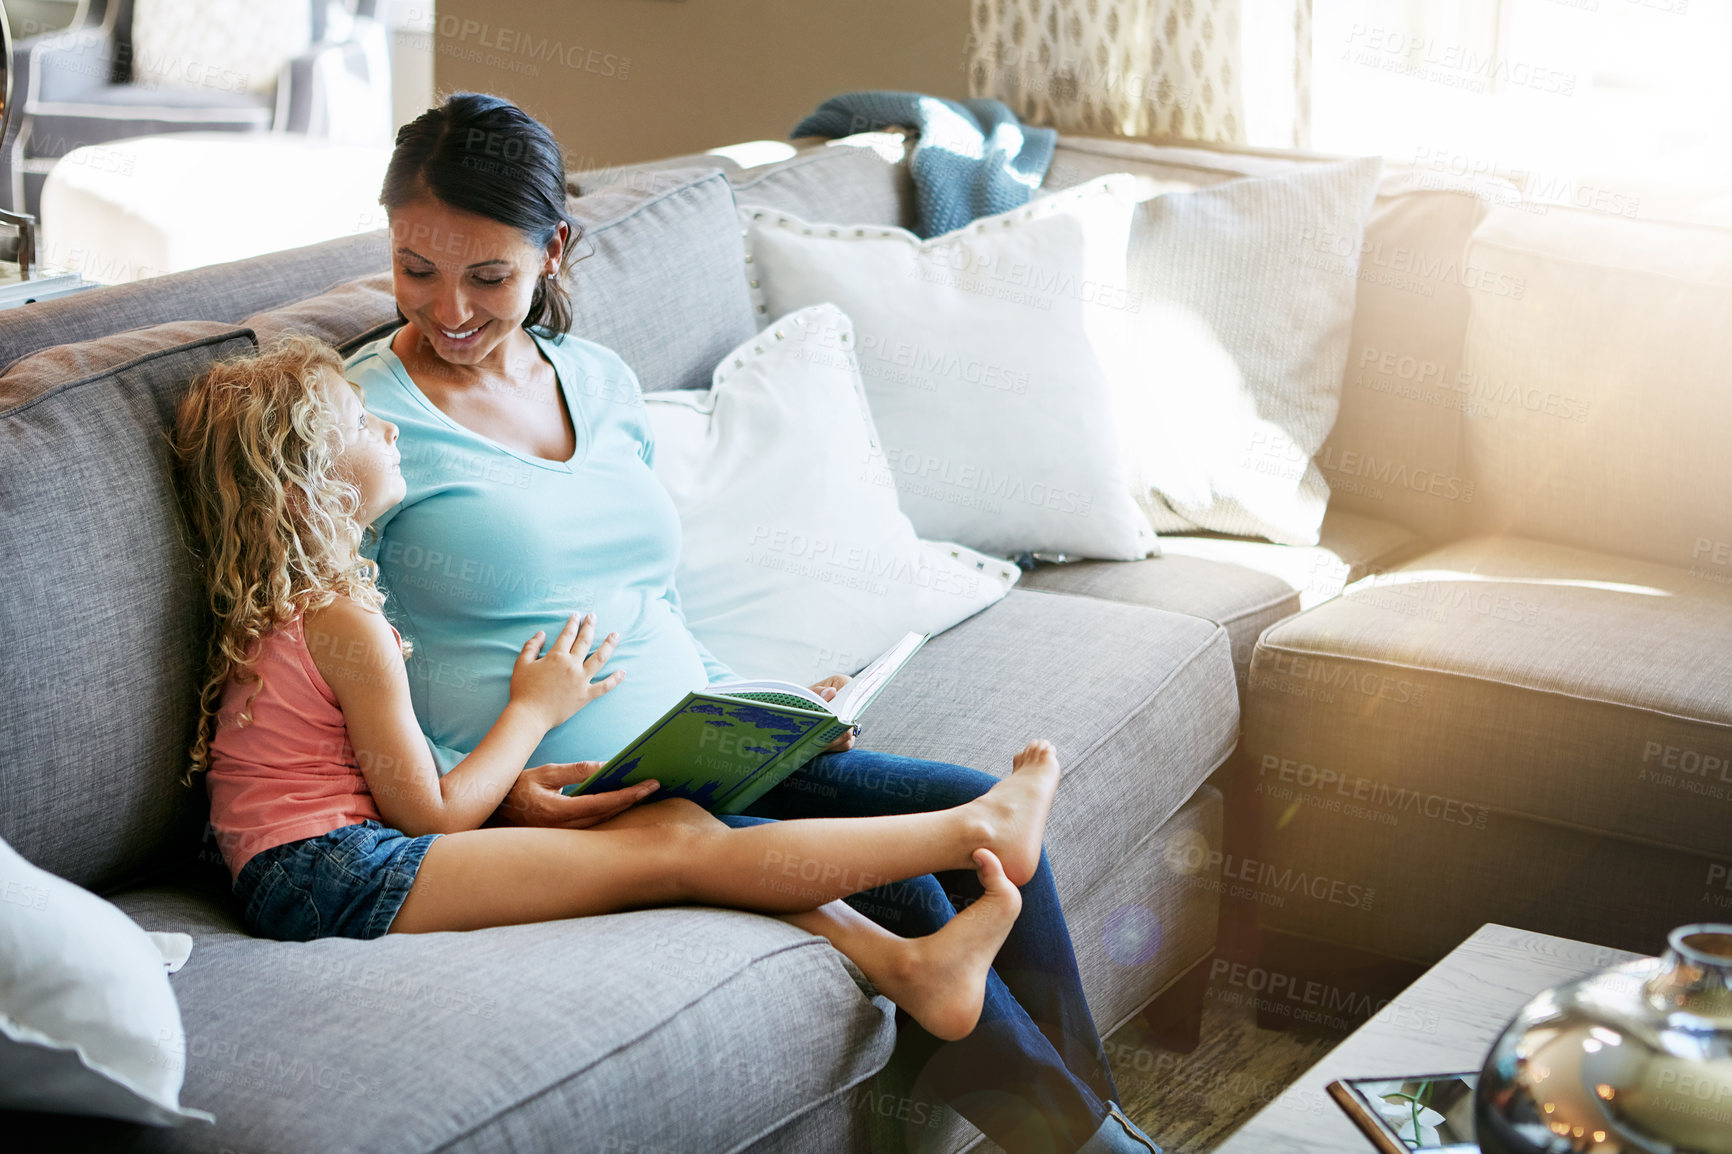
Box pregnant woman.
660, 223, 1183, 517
346, 93, 1160, 1154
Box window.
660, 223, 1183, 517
1309, 0, 1731, 222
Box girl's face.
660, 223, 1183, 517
325, 371, 405, 524
387, 196, 566, 368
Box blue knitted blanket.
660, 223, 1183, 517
791, 91, 1057, 239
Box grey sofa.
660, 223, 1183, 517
0, 155, 1234, 1152
3, 127, 1726, 1153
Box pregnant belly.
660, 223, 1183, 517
412, 595, 712, 768
528, 621, 712, 765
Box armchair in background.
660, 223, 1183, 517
1, 0, 390, 215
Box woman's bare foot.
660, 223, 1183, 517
875, 849, 1023, 1040
963, 740, 1062, 886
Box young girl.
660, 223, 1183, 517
172, 334, 1064, 1042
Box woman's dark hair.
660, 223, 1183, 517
380, 93, 582, 335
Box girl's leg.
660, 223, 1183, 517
632, 804, 1025, 1042
780, 849, 1020, 1042
390, 741, 1060, 933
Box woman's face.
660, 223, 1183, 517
388, 196, 565, 367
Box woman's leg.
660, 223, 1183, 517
742, 748, 1124, 1152
390, 741, 1059, 932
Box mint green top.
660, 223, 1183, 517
345, 327, 735, 773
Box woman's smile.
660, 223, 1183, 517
431, 320, 489, 350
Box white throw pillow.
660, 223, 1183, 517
741, 177, 1159, 562
1117, 157, 1384, 546
647, 304, 1021, 684
0, 838, 212, 1126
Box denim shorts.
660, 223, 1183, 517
234, 820, 440, 942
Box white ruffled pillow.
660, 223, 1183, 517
648, 304, 1020, 683
0, 837, 212, 1125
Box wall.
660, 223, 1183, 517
430, 0, 971, 170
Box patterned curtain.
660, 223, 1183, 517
967, 0, 1313, 148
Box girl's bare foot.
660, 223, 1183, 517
965, 740, 1062, 886
876, 849, 1023, 1040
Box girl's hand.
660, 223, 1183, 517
810, 674, 857, 753
510, 613, 623, 730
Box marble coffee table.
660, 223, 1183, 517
1214, 924, 1642, 1153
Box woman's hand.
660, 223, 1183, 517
494, 762, 660, 829
811, 674, 857, 753
510, 613, 623, 731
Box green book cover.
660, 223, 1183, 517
561, 631, 928, 814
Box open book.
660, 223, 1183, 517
561, 631, 930, 814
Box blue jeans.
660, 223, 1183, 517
729, 749, 1120, 1154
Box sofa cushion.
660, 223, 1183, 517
76, 890, 894, 1153
241, 271, 400, 355
1158, 509, 1424, 612
730, 135, 916, 231
1456, 204, 1732, 570
1317, 172, 1497, 544
0, 322, 256, 893
0, 232, 386, 372
1012, 508, 1416, 684
1020, 555, 1294, 688
1063, 785, 1222, 1034
567, 150, 740, 196
865, 588, 1240, 910
1244, 535, 1732, 862
1252, 770, 1732, 965
563, 167, 759, 393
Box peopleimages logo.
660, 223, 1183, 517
881, 449, 1094, 515
1261, 651, 1427, 707
1164, 843, 1376, 910
434, 18, 630, 78
1641, 741, 1732, 784
911, 245, 1141, 313
1212, 960, 1404, 1017
1356, 347, 1588, 422
745, 524, 983, 597
1316, 445, 1475, 503
855, 334, 1031, 395
1259, 754, 1488, 829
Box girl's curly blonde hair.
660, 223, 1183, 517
173, 334, 393, 783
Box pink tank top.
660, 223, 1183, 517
206, 615, 386, 880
